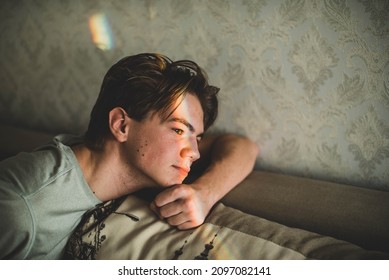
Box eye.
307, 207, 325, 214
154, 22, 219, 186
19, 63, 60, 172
172, 128, 184, 135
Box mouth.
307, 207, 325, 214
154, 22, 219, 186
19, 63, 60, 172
172, 165, 190, 176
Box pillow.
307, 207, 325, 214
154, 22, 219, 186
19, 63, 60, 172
64, 194, 389, 260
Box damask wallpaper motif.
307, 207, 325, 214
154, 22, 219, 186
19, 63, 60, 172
0, 0, 388, 190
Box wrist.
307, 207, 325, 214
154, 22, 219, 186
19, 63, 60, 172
190, 179, 219, 212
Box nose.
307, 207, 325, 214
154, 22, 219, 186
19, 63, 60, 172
181, 137, 200, 162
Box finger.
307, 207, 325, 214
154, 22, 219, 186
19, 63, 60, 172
158, 201, 183, 218
154, 185, 190, 207
177, 223, 194, 230
166, 209, 204, 229
166, 213, 189, 227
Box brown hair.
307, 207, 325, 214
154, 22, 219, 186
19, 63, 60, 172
85, 53, 219, 150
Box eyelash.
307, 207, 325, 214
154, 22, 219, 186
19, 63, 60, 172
172, 128, 184, 135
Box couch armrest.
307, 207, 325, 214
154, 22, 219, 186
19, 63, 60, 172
221, 170, 389, 253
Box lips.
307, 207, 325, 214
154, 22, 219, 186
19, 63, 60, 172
173, 165, 190, 175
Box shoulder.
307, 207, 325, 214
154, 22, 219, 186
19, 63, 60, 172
0, 134, 83, 195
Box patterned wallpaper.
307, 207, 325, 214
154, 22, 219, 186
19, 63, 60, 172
0, 0, 388, 190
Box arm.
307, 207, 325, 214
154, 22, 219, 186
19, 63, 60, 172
151, 133, 259, 230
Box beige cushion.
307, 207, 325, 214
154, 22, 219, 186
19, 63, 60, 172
65, 194, 389, 260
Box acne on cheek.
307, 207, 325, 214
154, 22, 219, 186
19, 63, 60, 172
136, 140, 149, 157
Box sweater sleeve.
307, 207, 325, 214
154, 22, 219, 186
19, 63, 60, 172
0, 183, 34, 259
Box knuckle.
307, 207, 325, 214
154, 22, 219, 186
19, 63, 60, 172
182, 199, 195, 212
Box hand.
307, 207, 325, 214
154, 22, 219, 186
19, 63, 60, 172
150, 183, 212, 230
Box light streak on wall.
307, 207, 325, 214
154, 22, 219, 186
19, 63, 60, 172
89, 13, 114, 51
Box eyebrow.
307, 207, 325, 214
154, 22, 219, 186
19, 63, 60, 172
169, 117, 204, 137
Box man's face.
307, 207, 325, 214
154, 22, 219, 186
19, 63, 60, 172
123, 93, 204, 187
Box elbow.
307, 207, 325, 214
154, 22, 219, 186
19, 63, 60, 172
242, 135, 260, 161
246, 136, 260, 157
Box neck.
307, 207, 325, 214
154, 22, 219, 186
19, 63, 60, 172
71, 142, 151, 201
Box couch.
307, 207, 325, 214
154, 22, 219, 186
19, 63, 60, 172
1, 123, 388, 259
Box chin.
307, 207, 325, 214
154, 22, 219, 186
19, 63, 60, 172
160, 177, 185, 187
153, 171, 187, 187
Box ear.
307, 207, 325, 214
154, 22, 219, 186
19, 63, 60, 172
108, 107, 130, 143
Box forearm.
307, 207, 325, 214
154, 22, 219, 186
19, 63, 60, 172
192, 134, 259, 210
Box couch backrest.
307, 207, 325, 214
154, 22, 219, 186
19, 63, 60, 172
222, 171, 389, 253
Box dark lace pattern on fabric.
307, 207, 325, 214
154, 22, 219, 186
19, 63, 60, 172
63, 196, 131, 259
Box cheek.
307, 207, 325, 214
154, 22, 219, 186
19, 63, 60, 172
135, 139, 149, 158
135, 137, 179, 162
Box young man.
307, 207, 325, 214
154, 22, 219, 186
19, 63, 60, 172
0, 53, 258, 259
